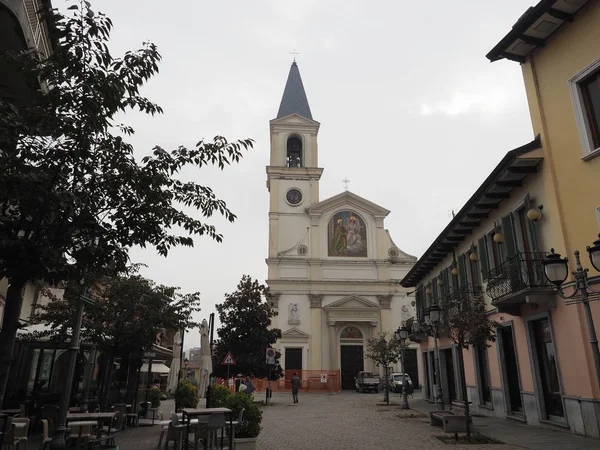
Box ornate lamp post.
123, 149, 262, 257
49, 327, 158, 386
394, 326, 410, 409
49, 288, 95, 450
423, 305, 444, 411
184, 358, 190, 380
543, 237, 600, 390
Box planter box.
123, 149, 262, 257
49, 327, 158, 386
234, 437, 257, 450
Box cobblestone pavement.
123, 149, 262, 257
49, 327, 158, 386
257, 391, 521, 450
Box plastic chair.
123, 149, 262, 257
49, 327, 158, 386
102, 412, 125, 435
192, 413, 226, 450
39, 419, 52, 450
163, 420, 187, 450
67, 424, 91, 450
0, 415, 13, 448
112, 405, 128, 429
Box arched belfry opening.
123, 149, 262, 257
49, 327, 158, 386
286, 135, 302, 167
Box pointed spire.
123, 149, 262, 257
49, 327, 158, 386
276, 61, 313, 120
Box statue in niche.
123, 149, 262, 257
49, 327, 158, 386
401, 305, 410, 324
288, 303, 300, 325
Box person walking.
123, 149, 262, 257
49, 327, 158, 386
291, 372, 301, 404
245, 376, 255, 395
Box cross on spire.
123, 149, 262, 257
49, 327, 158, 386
342, 177, 351, 191
290, 49, 300, 62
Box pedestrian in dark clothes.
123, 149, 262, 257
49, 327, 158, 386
291, 372, 301, 403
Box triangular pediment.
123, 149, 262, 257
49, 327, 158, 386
324, 296, 380, 310
270, 114, 320, 127
306, 191, 390, 218
281, 327, 310, 341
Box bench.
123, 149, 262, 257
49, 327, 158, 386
429, 404, 473, 433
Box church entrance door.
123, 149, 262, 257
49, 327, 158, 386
340, 345, 364, 390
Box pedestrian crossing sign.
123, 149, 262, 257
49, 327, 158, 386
221, 351, 236, 365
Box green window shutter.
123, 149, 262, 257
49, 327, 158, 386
524, 194, 539, 253
478, 237, 489, 281
501, 214, 518, 259
458, 254, 468, 287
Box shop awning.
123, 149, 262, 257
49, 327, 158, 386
140, 363, 170, 374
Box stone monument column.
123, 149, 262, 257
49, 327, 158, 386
309, 294, 324, 371
328, 321, 337, 371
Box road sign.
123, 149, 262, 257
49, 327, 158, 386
320, 373, 328, 384
221, 351, 236, 365
266, 348, 276, 365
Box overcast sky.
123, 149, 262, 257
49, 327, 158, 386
57, 1, 535, 350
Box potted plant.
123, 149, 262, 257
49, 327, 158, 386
147, 386, 162, 409
225, 392, 262, 450
207, 384, 232, 408
174, 380, 199, 410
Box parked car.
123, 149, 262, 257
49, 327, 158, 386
355, 371, 380, 393
389, 372, 413, 394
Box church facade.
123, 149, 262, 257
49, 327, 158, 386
266, 62, 419, 390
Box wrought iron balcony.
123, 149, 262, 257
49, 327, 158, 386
406, 316, 427, 343
486, 252, 555, 315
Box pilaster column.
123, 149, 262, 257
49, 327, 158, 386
309, 294, 324, 370
377, 295, 392, 337
328, 322, 336, 370
268, 293, 280, 310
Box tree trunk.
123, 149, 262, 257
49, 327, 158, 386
0, 279, 27, 409
457, 346, 471, 441
99, 348, 114, 411
383, 365, 389, 405
125, 354, 141, 405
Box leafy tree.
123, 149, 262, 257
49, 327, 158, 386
213, 276, 282, 380
441, 288, 497, 440
365, 332, 404, 405
31, 269, 201, 405
0, 0, 252, 405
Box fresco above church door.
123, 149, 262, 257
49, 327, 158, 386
328, 211, 367, 257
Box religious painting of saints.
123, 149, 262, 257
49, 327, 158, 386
328, 211, 367, 257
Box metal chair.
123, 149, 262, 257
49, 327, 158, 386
102, 412, 125, 435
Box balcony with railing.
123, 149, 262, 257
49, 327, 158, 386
485, 252, 555, 315
405, 316, 427, 343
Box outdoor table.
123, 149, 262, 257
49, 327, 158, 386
182, 407, 233, 450
67, 420, 98, 427
0, 410, 19, 416
67, 412, 116, 438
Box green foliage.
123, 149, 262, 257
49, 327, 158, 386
441, 293, 497, 349
0, 0, 252, 402
207, 384, 232, 408
365, 332, 404, 367
33, 271, 201, 353
224, 392, 262, 438
174, 380, 199, 409
213, 276, 283, 380
148, 387, 161, 408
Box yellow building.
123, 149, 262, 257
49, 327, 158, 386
402, 0, 600, 438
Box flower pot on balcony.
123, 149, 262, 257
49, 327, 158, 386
234, 437, 257, 450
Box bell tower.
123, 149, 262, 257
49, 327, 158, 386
266, 62, 323, 259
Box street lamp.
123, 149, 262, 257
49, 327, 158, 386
543, 242, 600, 391
394, 326, 410, 409
422, 304, 444, 411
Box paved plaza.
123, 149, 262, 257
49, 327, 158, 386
37, 392, 597, 450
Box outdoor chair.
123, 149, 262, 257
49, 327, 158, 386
112, 405, 129, 429
1, 422, 28, 450
0, 415, 13, 448
67, 424, 91, 450
101, 412, 125, 435
40, 407, 57, 427
39, 419, 52, 450
161, 414, 186, 450
191, 413, 226, 450
12, 419, 29, 450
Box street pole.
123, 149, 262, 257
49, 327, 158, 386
145, 357, 153, 402
400, 344, 409, 409
267, 364, 271, 406
433, 330, 444, 411
49, 291, 86, 450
